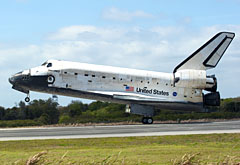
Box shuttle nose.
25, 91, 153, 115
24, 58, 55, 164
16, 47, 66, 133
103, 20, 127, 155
9, 76, 15, 85
9, 71, 30, 94
8, 71, 24, 85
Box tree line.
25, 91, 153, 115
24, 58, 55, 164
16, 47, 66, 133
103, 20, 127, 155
0, 97, 240, 127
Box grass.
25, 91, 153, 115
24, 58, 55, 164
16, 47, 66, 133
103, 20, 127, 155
0, 133, 240, 164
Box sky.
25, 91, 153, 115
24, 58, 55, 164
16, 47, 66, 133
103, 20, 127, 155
0, 0, 240, 108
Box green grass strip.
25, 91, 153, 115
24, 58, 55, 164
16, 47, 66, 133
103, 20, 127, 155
0, 133, 240, 164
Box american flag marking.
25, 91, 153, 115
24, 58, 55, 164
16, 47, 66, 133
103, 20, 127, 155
125, 86, 134, 91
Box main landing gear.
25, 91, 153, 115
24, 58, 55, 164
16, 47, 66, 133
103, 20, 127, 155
142, 117, 153, 124
125, 104, 154, 124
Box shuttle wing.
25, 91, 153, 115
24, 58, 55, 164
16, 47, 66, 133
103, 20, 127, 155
87, 90, 168, 102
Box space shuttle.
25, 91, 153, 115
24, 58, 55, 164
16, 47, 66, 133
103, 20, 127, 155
9, 32, 235, 124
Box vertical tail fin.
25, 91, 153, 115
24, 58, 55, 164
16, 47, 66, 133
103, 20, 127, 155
173, 32, 235, 73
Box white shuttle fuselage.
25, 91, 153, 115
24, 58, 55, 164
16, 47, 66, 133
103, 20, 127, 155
33, 60, 202, 108
9, 32, 235, 124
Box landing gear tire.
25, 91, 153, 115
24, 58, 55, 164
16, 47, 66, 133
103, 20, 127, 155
142, 117, 148, 124
147, 117, 153, 124
142, 117, 153, 124
25, 97, 30, 102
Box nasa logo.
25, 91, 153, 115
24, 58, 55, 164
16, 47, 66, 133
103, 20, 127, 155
173, 92, 177, 97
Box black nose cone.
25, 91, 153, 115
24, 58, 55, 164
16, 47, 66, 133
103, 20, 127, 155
9, 76, 15, 85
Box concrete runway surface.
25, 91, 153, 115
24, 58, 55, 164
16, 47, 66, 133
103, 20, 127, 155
0, 120, 240, 141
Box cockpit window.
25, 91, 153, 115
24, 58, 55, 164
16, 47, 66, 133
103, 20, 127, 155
47, 63, 52, 68
41, 61, 52, 67
41, 62, 47, 66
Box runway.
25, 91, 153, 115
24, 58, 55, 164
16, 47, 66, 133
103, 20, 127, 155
0, 120, 240, 141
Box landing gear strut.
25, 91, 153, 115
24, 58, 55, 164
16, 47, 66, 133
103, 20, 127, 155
142, 117, 153, 124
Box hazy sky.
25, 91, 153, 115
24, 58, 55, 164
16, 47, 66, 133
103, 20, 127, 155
1, 0, 240, 108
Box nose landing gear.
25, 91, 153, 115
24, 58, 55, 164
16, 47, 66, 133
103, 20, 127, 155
25, 94, 30, 102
